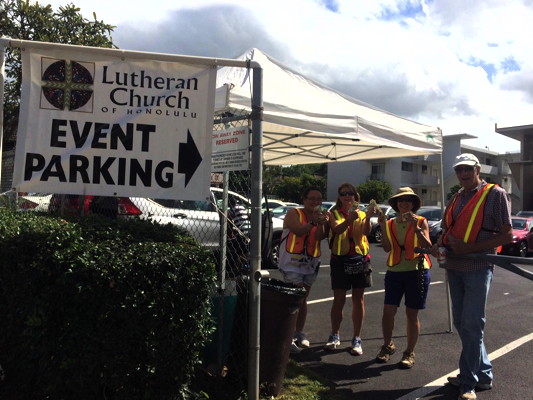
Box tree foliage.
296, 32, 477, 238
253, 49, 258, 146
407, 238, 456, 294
0, 0, 116, 149
263, 164, 327, 203
357, 179, 393, 203
447, 184, 461, 200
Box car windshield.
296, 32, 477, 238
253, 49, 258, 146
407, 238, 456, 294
272, 206, 293, 216
512, 218, 527, 230
516, 211, 533, 217
417, 208, 442, 221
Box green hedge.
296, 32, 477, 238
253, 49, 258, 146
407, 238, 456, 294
0, 210, 216, 399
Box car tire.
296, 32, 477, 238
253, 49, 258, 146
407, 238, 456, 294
374, 226, 382, 244
518, 241, 528, 257
267, 236, 280, 269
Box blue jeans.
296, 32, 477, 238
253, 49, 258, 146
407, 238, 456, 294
447, 268, 493, 391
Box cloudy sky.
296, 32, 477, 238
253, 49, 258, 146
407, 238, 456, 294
44, 0, 533, 153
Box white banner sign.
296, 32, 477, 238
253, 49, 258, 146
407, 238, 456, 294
211, 126, 250, 171
13, 47, 217, 200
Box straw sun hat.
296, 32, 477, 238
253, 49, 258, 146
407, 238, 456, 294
388, 187, 421, 213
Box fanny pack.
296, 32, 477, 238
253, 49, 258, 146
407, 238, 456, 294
342, 254, 370, 275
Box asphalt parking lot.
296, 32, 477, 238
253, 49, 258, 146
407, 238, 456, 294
270, 242, 533, 400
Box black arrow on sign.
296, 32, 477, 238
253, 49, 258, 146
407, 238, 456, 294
178, 129, 203, 187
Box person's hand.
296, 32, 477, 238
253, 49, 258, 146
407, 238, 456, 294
348, 208, 359, 221
447, 234, 471, 255
316, 210, 329, 225
377, 213, 386, 225
402, 211, 416, 224
430, 243, 439, 257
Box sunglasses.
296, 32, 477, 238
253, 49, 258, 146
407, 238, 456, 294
454, 165, 475, 173
339, 191, 355, 196
397, 197, 414, 202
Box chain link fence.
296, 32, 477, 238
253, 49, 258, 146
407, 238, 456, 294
0, 107, 268, 399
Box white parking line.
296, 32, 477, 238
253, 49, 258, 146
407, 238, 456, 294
395, 332, 533, 400
307, 281, 445, 305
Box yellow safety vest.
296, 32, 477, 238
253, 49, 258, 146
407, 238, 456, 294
329, 209, 370, 256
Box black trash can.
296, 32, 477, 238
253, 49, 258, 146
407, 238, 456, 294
259, 278, 306, 397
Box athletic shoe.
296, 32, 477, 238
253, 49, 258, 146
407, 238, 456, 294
447, 376, 493, 390
350, 337, 363, 356
458, 389, 476, 400
290, 339, 301, 354
294, 331, 310, 348
375, 342, 396, 363
399, 351, 415, 369
323, 334, 340, 350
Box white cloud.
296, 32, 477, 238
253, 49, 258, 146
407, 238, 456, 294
38, 0, 533, 152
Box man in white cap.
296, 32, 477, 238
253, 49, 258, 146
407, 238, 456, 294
436, 153, 512, 400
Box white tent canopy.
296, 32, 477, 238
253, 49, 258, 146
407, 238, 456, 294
215, 48, 442, 165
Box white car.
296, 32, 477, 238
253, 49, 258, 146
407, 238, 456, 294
130, 188, 284, 268
368, 204, 397, 243
45, 189, 284, 268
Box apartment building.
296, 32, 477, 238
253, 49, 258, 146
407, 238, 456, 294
496, 123, 533, 212
327, 133, 521, 211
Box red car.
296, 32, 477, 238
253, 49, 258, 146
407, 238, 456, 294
499, 216, 533, 257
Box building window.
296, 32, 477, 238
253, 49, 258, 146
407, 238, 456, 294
401, 162, 413, 172
421, 165, 428, 174
422, 188, 427, 195
371, 163, 385, 180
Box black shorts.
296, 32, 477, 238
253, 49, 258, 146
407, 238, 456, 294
330, 255, 372, 290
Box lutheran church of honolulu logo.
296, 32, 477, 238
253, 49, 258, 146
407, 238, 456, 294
40, 57, 95, 113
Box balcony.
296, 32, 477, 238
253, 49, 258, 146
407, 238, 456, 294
479, 164, 498, 175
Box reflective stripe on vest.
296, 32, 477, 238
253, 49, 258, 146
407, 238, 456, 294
385, 216, 432, 267
444, 183, 496, 245
330, 209, 369, 256
285, 208, 321, 257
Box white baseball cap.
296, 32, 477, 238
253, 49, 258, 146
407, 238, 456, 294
452, 153, 479, 168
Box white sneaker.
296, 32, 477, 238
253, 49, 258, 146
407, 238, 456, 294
290, 340, 301, 354
294, 331, 310, 348
350, 337, 363, 356
458, 389, 476, 400
323, 334, 340, 350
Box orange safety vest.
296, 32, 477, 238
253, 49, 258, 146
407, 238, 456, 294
443, 183, 496, 245
284, 208, 321, 258
329, 209, 370, 256
385, 216, 432, 267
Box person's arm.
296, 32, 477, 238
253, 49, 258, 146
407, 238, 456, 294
412, 218, 432, 248
362, 212, 372, 236
379, 214, 392, 253
314, 209, 330, 241
283, 208, 315, 236
330, 209, 359, 234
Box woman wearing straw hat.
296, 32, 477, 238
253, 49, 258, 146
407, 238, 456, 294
374, 187, 432, 369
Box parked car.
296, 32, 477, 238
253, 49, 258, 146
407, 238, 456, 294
270, 205, 300, 220
416, 206, 443, 244
368, 204, 397, 243
516, 210, 533, 218
48, 189, 284, 268
320, 201, 336, 212
499, 216, 533, 257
